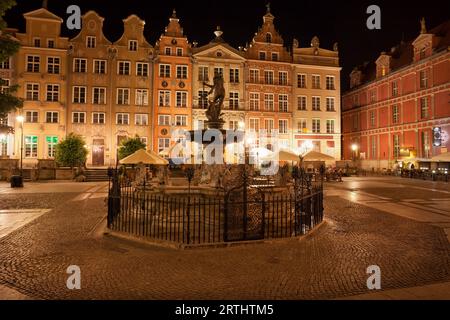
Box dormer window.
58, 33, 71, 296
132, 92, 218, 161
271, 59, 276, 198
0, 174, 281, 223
128, 40, 138, 51
420, 47, 426, 59
266, 33, 272, 43
33, 38, 41, 47
259, 51, 266, 60
165, 47, 172, 55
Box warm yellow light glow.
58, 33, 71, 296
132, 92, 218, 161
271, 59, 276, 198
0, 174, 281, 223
16, 115, 24, 123
351, 144, 358, 151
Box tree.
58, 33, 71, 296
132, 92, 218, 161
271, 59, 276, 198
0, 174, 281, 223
118, 136, 146, 160
0, 0, 22, 122
55, 133, 88, 168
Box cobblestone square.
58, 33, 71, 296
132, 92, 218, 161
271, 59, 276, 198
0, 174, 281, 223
0, 177, 449, 300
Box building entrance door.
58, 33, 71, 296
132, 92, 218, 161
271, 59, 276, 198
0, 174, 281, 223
92, 139, 105, 166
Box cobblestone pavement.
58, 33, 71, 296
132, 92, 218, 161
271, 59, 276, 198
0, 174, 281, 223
0, 178, 449, 300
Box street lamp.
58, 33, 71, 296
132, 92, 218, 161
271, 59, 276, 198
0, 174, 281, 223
16, 115, 24, 177
351, 143, 358, 160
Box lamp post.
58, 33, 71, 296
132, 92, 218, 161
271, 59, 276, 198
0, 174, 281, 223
16, 115, 24, 177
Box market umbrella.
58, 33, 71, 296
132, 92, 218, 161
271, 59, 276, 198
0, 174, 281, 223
261, 149, 300, 162
431, 152, 450, 162
301, 150, 335, 161
119, 149, 169, 165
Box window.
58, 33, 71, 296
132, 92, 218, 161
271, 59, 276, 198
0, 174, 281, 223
392, 105, 399, 124
229, 68, 239, 83
278, 94, 288, 112
47, 57, 60, 74
46, 111, 58, 123
259, 51, 266, 60
326, 119, 335, 133
94, 60, 106, 74
73, 86, 86, 103
128, 40, 138, 51
0, 58, 10, 69
46, 84, 59, 102
420, 47, 426, 60
271, 52, 278, 61
139, 137, 148, 146
312, 119, 320, 133
158, 115, 171, 126
136, 62, 148, 76
72, 112, 86, 123
159, 91, 170, 107
176, 91, 187, 107
159, 64, 171, 77
135, 114, 148, 126
249, 118, 259, 132
419, 70, 428, 89
47, 39, 55, 48
264, 119, 274, 133
92, 87, 106, 104
86, 36, 96, 48
326, 97, 335, 111
0, 78, 9, 93
297, 74, 306, 88
116, 113, 129, 125
198, 66, 209, 81
25, 111, 38, 123
278, 71, 288, 85
33, 38, 41, 47
176, 48, 183, 56
25, 136, 38, 157
371, 136, 377, 159
47, 137, 58, 157
249, 69, 259, 83
26, 83, 39, 101
264, 71, 274, 84
393, 135, 400, 158
422, 131, 430, 158
420, 97, 428, 118
198, 90, 208, 108
249, 93, 259, 111
326, 76, 335, 90
175, 115, 187, 126
117, 88, 130, 105
214, 67, 223, 77
266, 33, 272, 43
312, 96, 320, 111
229, 92, 239, 109
118, 61, 131, 75
135, 89, 149, 106
278, 119, 288, 134
264, 93, 274, 111
73, 58, 87, 73
164, 47, 172, 55
370, 110, 376, 127
297, 96, 307, 111
229, 121, 239, 130
26, 55, 40, 72
312, 75, 321, 89
370, 90, 376, 102
297, 119, 307, 132
92, 112, 105, 124
158, 138, 170, 153
392, 81, 398, 97
176, 65, 188, 79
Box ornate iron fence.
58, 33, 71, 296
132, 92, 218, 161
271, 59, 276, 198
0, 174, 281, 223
107, 166, 324, 245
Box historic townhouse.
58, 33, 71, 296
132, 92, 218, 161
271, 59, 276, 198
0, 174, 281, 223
292, 37, 341, 158
4, 4, 342, 167
14, 8, 69, 166
0, 28, 18, 158
342, 19, 450, 170
191, 27, 246, 131
244, 7, 293, 151
152, 10, 192, 154
68, 11, 152, 166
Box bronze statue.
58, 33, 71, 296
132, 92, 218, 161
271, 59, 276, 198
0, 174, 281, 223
203, 74, 225, 127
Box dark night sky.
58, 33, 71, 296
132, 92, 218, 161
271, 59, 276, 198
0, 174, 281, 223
4, 0, 450, 91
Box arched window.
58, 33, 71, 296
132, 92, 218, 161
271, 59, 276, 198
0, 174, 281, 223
266, 33, 272, 43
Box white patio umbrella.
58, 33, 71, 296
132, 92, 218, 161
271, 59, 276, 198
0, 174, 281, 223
431, 152, 450, 162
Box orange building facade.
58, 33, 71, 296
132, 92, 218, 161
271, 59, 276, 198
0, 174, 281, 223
342, 20, 450, 170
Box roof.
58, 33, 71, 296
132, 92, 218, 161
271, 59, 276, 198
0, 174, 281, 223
352, 19, 450, 85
